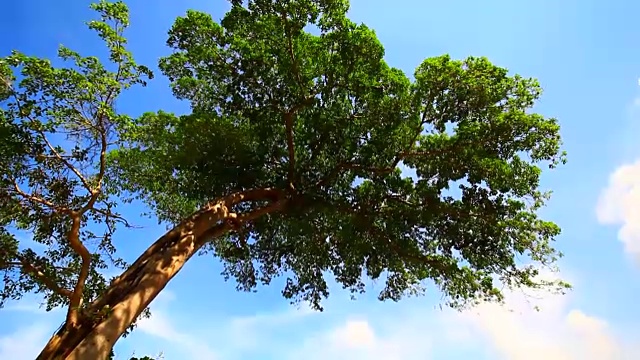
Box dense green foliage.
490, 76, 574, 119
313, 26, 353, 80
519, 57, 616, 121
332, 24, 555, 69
0, 0, 570, 356
111, 0, 569, 310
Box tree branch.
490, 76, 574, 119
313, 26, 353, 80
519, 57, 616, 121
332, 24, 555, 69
6, 85, 90, 197
11, 180, 70, 213
283, 97, 314, 192
281, 11, 305, 93
63, 33, 126, 328
196, 188, 289, 248
13, 255, 73, 298
65, 214, 92, 327
34, 128, 94, 193
315, 135, 474, 189
284, 112, 296, 190
90, 207, 139, 229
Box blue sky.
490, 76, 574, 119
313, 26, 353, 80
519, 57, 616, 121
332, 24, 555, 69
1, 0, 640, 359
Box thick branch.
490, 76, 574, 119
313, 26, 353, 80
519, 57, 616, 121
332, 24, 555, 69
91, 187, 287, 310
42, 188, 289, 359
279, 10, 313, 192
65, 214, 92, 327
198, 196, 288, 248
226, 195, 288, 227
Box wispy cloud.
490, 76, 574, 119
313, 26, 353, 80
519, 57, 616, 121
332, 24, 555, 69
1, 255, 636, 360
138, 310, 218, 360
0, 323, 52, 360
125, 268, 637, 360
596, 159, 640, 262
633, 78, 640, 108
595, 77, 640, 263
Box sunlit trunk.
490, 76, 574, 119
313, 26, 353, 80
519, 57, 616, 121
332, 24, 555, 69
35, 188, 285, 360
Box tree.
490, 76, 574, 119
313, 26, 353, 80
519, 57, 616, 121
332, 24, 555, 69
1, 0, 568, 359
0, 0, 152, 359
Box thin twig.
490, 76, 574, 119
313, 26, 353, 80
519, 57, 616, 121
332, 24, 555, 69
13, 255, 73, 298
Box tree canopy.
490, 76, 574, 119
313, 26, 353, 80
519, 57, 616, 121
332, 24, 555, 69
111, 0, 569, 309
0, 0, 568, 358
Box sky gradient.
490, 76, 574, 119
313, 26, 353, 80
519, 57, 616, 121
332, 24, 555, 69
1, 0, 640, 359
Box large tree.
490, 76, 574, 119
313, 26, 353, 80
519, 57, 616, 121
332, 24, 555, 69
1, 0, 568, 359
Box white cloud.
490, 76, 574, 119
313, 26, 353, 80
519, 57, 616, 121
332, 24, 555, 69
133, 290, 219, 360
137, 310, 218, 360
456, 288, 628, 360
298, 270, 635, 360
286, 317, 430, 360
0, 302, 60, 360
332, 319, 376, 347
2, 272, 635, 360
128, 270, 636, 360
0, 323, 51, 360
596, 159, 640, 260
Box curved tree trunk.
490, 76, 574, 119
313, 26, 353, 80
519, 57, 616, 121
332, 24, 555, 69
35, 188, 285, 360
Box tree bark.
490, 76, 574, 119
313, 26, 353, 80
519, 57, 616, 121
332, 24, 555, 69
35, 188, 286, 360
